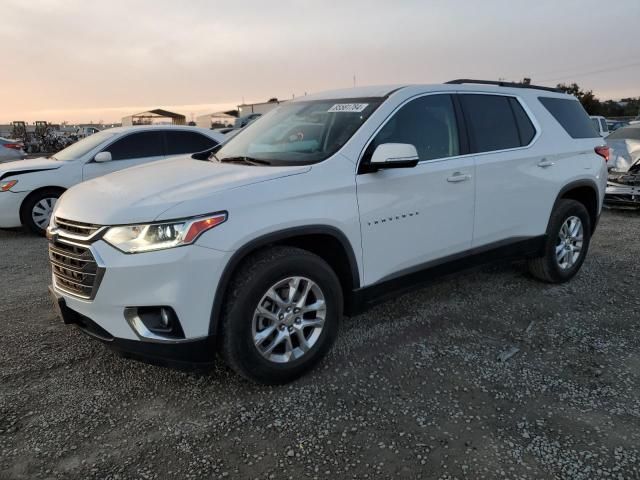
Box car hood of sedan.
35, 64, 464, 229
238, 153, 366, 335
55, 156, 310, 225
0, 157, 60, 180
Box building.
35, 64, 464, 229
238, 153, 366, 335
121, 109, 185, 126
195, 111, 238, 129
237, 98, 283, 117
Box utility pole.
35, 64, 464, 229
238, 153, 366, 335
353, 74, 356, 88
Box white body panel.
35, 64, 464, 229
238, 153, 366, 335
47, 83, 606, 347
356, 156, 475, 284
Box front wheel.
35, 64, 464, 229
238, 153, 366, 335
21, 188, 62, 236
528, 199, 592, 283
220, 246, 343, 384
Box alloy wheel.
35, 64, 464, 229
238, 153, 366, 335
555, 215, 583, 270
252, 276, 326, 363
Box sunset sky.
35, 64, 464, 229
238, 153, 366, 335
2, 0, 639, 124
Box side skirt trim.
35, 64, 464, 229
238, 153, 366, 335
346, 235, 546, 316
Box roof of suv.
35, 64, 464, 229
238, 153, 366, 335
297, 83, 572, 102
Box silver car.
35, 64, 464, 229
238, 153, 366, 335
0, 137, 26, 163
605, 125, 640, 207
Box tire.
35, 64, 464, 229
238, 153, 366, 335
528, 199, 591, 283
220, 246, 343, 384
21, 188, 62, 236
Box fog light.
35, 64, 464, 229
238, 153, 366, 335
160, 307, 171, 329
124, 306, 185, 341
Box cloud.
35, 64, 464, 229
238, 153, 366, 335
1, 0, 639, 122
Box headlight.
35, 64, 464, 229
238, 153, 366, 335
0, 180, 18, 192
103, 212, 227, 253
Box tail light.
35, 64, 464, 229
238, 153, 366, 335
3, 143, 23, 151
595, 145, 610, 162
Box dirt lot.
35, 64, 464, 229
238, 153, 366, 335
1, 209, 639, 479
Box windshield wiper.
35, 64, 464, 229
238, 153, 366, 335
218, 156, 271, 166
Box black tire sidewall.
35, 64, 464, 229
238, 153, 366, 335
22, 190, 61, 235
225, 253, 342, 384
545, 200, 591, 282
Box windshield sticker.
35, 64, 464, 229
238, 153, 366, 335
328, 103, 369, 113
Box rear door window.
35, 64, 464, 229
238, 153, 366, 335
538, 97, 600, 139
165, 131, 218, 155
459, 94, 522, 153
106, 131, 165, 160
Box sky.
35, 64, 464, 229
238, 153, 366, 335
2, 0, 639, 123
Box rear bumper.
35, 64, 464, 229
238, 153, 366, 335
51, 286, 217, 368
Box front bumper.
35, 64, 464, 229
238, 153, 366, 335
51, 238, 232, 357
50, 286, 217, 367
0, 190, 29, 228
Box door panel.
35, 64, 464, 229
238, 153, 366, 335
357, 158, 475, 285
472, 149, 558, 246
457, 93, 556, 246
355, 94, 475, 286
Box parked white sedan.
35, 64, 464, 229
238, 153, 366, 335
0, 125, 225, 234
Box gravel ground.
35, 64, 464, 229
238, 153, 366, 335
1, 209, 639, 479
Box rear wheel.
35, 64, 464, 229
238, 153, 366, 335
220, 246, 342, 384
21, 188, 62, 235
528, 199, 591, 283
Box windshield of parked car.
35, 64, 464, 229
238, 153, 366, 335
607, 126, 640, 141
52, 131, 117, 161
213, 98, 383, 165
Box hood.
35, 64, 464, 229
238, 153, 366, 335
606, 139, 640, 173
55, 156, 310, 225
0, 157, 60, 180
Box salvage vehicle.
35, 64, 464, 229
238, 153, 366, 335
0, 126, 225, 234
605, 125, 640, 207
48, 80, 608, 384
606, 120, 629, 132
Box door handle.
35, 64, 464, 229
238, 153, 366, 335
447, 172, 471, 183
537, 159, 555, 168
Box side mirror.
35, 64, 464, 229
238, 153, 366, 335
94, 151, 112, 163
367, 143, 419, 171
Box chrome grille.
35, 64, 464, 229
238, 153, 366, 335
49, 238, 103, 299
54, 217, 102, 239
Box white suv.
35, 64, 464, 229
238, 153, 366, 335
48, 81, 608, 384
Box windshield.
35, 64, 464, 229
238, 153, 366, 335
607, 127, 640, 141
52, 131, 117, 161
214, 98, 383, 165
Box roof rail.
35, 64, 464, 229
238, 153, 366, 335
445, 79, 560, 93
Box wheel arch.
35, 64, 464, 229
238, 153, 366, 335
554, 180, 600, 234
208, 225, 360, 337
